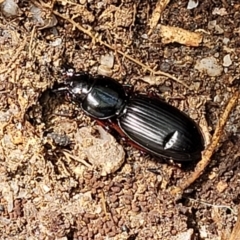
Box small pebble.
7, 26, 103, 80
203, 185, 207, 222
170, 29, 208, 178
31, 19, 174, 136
187, 0, 198, 10
1, 0, 19, 16
223, 54, 232, 67
195, 56, 223, 77
132, 204, 140, 212
98, 64, 113, 76
111, 186, 121, 193
100, 53, 114, 69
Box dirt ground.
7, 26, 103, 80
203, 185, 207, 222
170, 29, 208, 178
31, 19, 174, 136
0, 0, 240, 239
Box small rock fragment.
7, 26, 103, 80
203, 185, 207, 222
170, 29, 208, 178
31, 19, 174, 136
195, 56, 223, 77
79, 0, 86, 4
97, 65, 113, 76
46, 132, 71, 147
208, 20, 224, 34
30, 5, 58, 29
11, 130, 23, 145
100, 53, 114, 69
173, 228, 194, 240
223, 54, 232, 67
74, 126, 125, 176
212, 7, 228, 16
98, 53, 114, 76
50, 38, 62, 47
199, 226, 208, 238
187, 0, 199, 10
223, 37, 230, 45
216, 181, 228, 193
1, 0, 19, 17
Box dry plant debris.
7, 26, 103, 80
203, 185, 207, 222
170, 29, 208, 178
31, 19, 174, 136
158, 25, 203, 47
148, 0, 171, 35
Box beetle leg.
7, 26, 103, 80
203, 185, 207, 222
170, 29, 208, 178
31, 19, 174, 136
96, 119, 146, 152
95, 119, 111, 132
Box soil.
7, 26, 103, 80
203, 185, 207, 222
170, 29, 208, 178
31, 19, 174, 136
0, 0, 240, 240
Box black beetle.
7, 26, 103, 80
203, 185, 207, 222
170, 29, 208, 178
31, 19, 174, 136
54, 72, 204, 161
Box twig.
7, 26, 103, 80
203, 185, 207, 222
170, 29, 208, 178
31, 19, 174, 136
172, 90, 239, 195
62, 150, 92, 168
189, 198, 237, 215
100, 191, 110, 221
52, 11, 190, 89
148, 0, 171, 35
28, 26, 36, 59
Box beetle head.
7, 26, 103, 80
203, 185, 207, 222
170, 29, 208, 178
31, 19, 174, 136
54, 72, 95, 102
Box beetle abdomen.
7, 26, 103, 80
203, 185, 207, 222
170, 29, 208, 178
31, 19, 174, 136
118, 95, 204, 161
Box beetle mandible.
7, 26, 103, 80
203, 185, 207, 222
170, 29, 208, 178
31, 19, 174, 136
54, 72, 204, 162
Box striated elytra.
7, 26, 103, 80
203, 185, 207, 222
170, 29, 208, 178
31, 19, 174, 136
54, 72, 204, 161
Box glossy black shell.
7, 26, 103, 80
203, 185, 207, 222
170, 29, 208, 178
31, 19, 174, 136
55, 74, 204, 161
82, 76, 127, 119
118, 95, 204, 161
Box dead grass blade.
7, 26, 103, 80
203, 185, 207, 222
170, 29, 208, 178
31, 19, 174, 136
172, 90, 239, 195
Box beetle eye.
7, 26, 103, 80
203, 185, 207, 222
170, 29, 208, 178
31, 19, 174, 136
66, 69, 75, 77
71, 85, 82, 96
